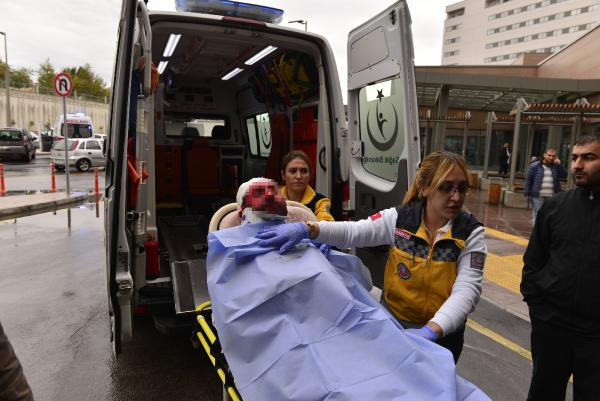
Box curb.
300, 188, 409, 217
0, 192, 88, 221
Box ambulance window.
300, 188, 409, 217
357, 78, 406, 182
164, 115, 226, 138
245, 113, 272, 157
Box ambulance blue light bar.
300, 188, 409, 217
175, 0, 284, 24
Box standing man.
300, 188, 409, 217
524, 148, 567, 224
521, 132, 600, 401
498, 142, 510, 176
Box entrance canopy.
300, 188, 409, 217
416, 68, 600, 112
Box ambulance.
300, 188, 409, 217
52, 112, 94, 139
105, 0, 420, 355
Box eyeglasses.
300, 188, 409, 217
437, 181, 471, 196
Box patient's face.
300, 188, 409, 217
243, 181, 287, 217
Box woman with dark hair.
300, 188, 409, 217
280, 150, 334, 221
257, 151, 487, 363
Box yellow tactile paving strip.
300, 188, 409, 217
483, 228, 529, 295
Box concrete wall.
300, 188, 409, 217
0, 88, 109, 133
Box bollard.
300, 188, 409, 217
0, 164, 5, 194
50, 163, 56, 193
94, 167, 100, 218
94, 167, 99, 195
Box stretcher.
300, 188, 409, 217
189, 203, 490, 401
193, 301, 242, 401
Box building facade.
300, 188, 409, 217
442, 0, 600, 65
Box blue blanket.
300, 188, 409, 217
207, 223, 490, 401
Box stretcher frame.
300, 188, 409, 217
194, 301, 242, 401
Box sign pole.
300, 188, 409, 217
63, 95, 71, 228
54, 72, 74, 229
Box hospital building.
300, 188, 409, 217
441, 0, 600, 65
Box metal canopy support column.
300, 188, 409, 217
482, 111, 496, 178
567, 114, 583, 189
423, 109, 431, 156
461, 111, 471, 159
525, 123, 535, 167
510, 98, 526, 190
432, 85, 449, 151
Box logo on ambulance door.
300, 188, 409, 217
366, 89, 398, 152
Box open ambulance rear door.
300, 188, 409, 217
105, 0, 152, 355
347, 1, 420, 288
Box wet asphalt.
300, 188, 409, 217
0, 156, 572, 401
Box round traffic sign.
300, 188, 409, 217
53, 72, 73, 97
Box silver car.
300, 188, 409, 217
0, 128, 37, 161
51, 137, 106, 172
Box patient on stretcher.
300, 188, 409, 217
206, 178, 490, 401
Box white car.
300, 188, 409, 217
51, 137, 106, 172
28, 132, 41, 149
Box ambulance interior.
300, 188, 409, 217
132, 19, 332, 316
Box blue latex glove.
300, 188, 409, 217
255, 222, 309, 254
405, 325, 439, 342
311, 240, 332, 258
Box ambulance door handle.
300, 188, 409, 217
319, 147, 326, 171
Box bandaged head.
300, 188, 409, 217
236, 178, 287, 224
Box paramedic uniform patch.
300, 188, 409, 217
397, 263, 411, 280
470, 252, 486, 270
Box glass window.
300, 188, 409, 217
164, 115, 226, 138
245, 113, 271, 157
357, 78, 407, 182
62, 123, 92, 138
0, 129, 23, 142
86, 140, 101, 150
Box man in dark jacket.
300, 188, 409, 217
521, 132, 600, 401
498, 142, 510, 176
524, 148, 567, 224
0, 321, 34, 401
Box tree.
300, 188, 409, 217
10, 67, 33, 88
0, 61, 7, 88
0, 62, 33, 88
37, 58, 55, 92
63, 63, 109, 98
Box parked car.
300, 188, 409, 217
29, 132, 41, 149
0, 128, 37, 161
51, 137, 106, 172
